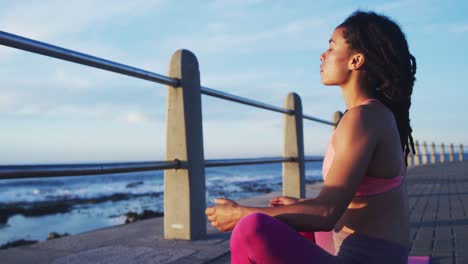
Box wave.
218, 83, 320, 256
0, 163, 323, 204
0, 191, 163, 224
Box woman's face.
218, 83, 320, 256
320, 27, 354, 86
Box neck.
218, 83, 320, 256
340, 73, 375, 110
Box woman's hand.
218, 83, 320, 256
269, 196, 302, 207
205, 198, 241, 232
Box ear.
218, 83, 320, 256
348, 53, 365, 70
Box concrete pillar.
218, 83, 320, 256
406, 151, 413, 168
422, 141, 428, 165
449, 144, 455, 162
414, 141, 421, 166
460, 144, 464, 161
164, 49, 206, 240
440, 144, 446, 163
406, 138, 413, 168
430, 142, 436, 164
282, 93, 305, 199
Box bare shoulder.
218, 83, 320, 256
333, 104, 389, 153
336, 104, 382, 135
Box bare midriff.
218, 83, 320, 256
334, 182, 410, 248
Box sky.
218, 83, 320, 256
1, 0, 467, 164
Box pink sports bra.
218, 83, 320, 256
321, 99, 405, 197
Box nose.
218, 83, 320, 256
320, 52, 325, 62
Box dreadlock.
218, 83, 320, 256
338, 10, 417, 165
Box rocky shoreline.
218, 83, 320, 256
0, 178, 322, 250
0, 209, 163, 250
0, 192, 162, 225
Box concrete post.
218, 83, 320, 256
333, 111, 344, 127
430, 142, 436, 164
449, 144, 454, 162
414, 141, 421, 166
282, 93, 305, 199
406, 138, 413, 168
164, 49, 206, 240
440, 144, 446, 163
406, 151, 413, 168
422, 141, 428, 165
460, 144, 464, 161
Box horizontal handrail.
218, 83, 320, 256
304, 156, 324, 162
0, 30, 335, 126
303, 114, 336, 126
0, 161, 179, 180
201, 86, 293, 115
0, 31, 179, 87
205, 157, 294, 167
0, 156, 323, 180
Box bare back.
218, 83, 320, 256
334, 102, 410, 247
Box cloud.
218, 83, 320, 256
121, 111, 155, 124
0, 0, 163, 40
54, 69, 94, 91
202, 68, 313, 105
203, 116, 282, 158
2, 99, 159, 125
206, 23, 228, 33
12, 103, 108, 117
208, 0, 265, 18
209, 0, 264, 9
374, 1, 409, 12
161, 17, 328, 55
0, 0, 164, 62
0, 92, 20, 113
0, 46, 18, 60
423, 22, 468, 35
448, 24, 468, 34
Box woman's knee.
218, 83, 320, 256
231, 212, 276, 245
234, 213, 272, 235
230, 213, 273, 254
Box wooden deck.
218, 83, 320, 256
407, 160, 468, 264
0, 161, 467, 263
214, 160, 468, 264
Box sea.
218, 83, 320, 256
1, 153, 466, 245
0, 161, 324, 245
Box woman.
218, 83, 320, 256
205, 10, 416, 263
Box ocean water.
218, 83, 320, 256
0, 162, 323, 245
1, 153, 465, 245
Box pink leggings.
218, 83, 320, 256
230, 213, 409, 264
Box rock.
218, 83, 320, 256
0, 239, 37, 249
124, 210, 163, 224
126, 181, 144, 188
124, 212, 138, 224
47, 232, 69, 240
241, 183, 273, 193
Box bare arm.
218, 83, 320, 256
206, 106, 378, 232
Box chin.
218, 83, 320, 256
320, 75, 330, 85
321, 78, 337, 86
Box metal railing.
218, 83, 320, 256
408, 141, 464, 166
0, 31, 178, 86
0, 30, 336, 240
0, 161, 179, 180
0, 156, 324, 180
0, 30, 333, 178
0, 31, 332, 121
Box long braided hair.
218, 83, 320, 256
338, 10, 417, 164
